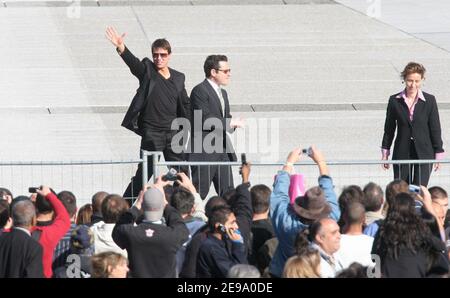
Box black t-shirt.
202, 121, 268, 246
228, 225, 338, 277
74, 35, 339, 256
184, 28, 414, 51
142, 72, 179, 130
251, 219, 275, 256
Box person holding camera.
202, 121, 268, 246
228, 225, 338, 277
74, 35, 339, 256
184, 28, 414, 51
268, 146, 341, 278
112, 176, 189, 278
381, 62, 444, 186
29, 186, 71, 278
106, 27, 191, 201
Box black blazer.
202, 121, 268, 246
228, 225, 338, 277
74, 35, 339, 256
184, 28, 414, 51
0, 228, 44, 278
189, 79, 237, 162
112, 205, 189, 278
120, 47, 191, 136
382, 91, 444, 160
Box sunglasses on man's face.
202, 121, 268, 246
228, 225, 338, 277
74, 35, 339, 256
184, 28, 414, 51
215, 68, 231, 74
152, 53, 169, 59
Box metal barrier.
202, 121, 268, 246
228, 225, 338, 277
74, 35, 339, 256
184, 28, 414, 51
0, 159, 142, 206
1, 151, 449, 206
142, 150, 450, 199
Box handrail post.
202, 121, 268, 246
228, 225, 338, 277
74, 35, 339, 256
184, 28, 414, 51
141, 150, 148, 190
153, 152, 159, 183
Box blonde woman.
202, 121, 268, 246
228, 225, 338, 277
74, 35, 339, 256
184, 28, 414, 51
91, 251, 129, 278
283, 248, 321, 278
381, 62, 444, 186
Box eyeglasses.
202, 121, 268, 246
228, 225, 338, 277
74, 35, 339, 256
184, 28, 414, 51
216, 68, 231, 74
152, 53, 169, 59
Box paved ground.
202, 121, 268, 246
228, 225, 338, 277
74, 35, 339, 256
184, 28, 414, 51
1, 0, 450, 203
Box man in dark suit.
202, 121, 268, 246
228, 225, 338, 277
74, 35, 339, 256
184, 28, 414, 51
106, 27, 191, 201
0, 200, 44, 278
381, 63, 444, 186
189, 55, 244, 199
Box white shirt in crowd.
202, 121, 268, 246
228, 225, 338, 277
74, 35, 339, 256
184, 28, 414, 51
90, 221, 128, 258
335, 234, 374, 269
312, 243, 344, 278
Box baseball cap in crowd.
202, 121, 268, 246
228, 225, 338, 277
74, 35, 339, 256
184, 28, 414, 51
71, 225, 94, 254
143, 188, 165, 222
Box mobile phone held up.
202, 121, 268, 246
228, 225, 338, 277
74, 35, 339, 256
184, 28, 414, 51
241, 153, 247, 165
218, 224, 227, 233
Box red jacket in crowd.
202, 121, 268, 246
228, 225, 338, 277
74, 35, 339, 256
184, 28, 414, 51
31, 192, 71, 278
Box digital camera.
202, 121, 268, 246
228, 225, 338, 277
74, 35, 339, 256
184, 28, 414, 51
162, 168, 179, 182
302, 147, 312, 156
409, 184, 421, 194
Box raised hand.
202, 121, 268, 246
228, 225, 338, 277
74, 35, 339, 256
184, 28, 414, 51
286, 148, 303, 165
153, 176, 171, 205
177, 172, 197, 194
240, 162, 251, 184
106, 26, 126, 53
309, 145, 329, 176
309, 145, 325, 164
434, 162, 441, 172
36, 186, 51, 197
230, 117, 245, 129
382, 155, 390, 170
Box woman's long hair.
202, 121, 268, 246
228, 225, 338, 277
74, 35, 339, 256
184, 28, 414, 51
374, 192, 431, 260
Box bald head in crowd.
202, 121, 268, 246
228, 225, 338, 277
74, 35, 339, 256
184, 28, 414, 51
12, 200, 36, 229
313, 218, 341, 255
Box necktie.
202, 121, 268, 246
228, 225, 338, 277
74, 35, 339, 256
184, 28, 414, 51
217, 87, 225, 116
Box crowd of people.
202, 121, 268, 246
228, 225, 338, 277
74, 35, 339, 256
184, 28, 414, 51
1, 145, 449, 278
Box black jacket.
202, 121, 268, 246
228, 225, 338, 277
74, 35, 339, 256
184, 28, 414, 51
112, 205, 189, 278
249, 219, 276, 266
230, 183, 253, 255
179, 183, 252, 278
382, 91, 444, 159
196, 233, 248, 278
0, 228, 44, 278
189, 79, 237, 162
179, 225, 208, 278
120, 47, 191, 137
372, 229, 449, 278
